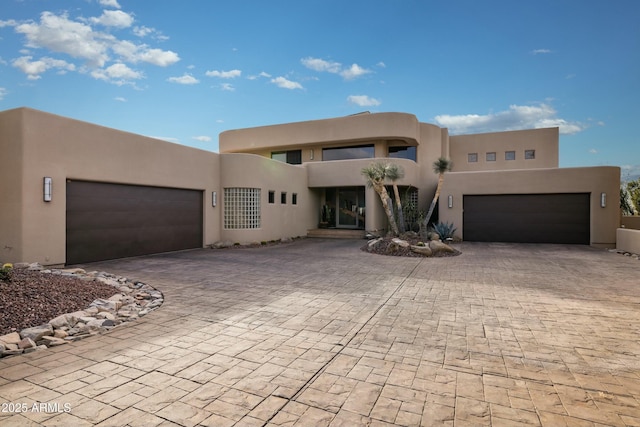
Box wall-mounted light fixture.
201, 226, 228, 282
212, 191, 217, 207
448, 195, 453, 208
43, 177, 52, 202
600, 192, 606, 208
310, 149, 314, 160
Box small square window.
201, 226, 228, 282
281, 192, 287, 204
486, 152, 496, 162
268, 191, 275, 204
468, 153, 478, 163
525, 149, 535, 160
505, 151, 516, 161
292, 193, 297, 205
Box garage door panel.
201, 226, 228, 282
66, 181, 203, 264
463, 194, 589, 244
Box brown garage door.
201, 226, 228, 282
463, 193, 590, 244
66, 180, 203, 264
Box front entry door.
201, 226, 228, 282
337, 187, 365, 229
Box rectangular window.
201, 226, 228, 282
224, 188, 261, 229
468, 153, 478, 163
268, 190, 275, 204
486, 152, 496, 162
292, 193, 298, 205
388, 146, 417, 161
505, 151, 516, 161
271, 150, 302, 165
525, 149, 535, 160
322, 144, 375, 161
281, 192, 287, 204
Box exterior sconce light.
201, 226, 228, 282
600, 192, 606, 208
43, 177, 52, 202
310, 149, 314, 160
448, 195, 453, 208
212, 191, 217, 207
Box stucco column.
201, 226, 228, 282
365, 186, 387, 235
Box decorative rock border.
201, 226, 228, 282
0, 264, 163, 358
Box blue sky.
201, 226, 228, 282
1, 0, 639, 178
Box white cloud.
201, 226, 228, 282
12, 55, 75, 80
532, 49, 552, 55
167, 73, 199, 84
90, 10, 133, 28
0, 87, 7, 100
340, 64, 371, 80
301, 57, 341, 73
589, 148, 598, 154
347, 95, 381, 107
91, 62, 142, 84
302, 56, 372, 80
220, 83, 235, 91
0, 19, 18, 28
114, 96, 127, 102
98, 0, 121, 8
205, 69, 241, 78
192, 136, 211, 142
16, 12, 112, 67
271, 76, 303, 90
10, 10, 179, 82
434, 104, 585, 135
377, 61, 386, 68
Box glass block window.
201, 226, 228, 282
505, 151, 516, 160
468, 153, 478, 163
224, 188, 261, 229
486, 152, 496, 162
525, 149, 536, 160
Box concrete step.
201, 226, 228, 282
307, 228, 366, 239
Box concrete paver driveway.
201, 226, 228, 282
1, 239, 639, 426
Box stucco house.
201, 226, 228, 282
0, 107, 620, 266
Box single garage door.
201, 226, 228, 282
463, 193, 590, 244
66, 180, 203, 264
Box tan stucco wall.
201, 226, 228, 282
617, 228, 640, 254
0, 107, 221, 265
449, 127, 559, 172
0, 109, 25, 263
219, 154, 318, 243
438, 166, 620, 247
621, 216, 640, 230
219, 112, 420, 153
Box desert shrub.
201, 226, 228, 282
432, 222, 457, 240
0, 263, 12, 282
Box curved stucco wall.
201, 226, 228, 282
219, 153, 318, 243
220, 112, 421, 152
439, 166, 620, 246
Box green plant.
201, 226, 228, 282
0, 263, 13, 282
362, 162, 401, 236
431, 221, 457, 240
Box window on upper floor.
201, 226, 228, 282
271, 150, 302, 165
525, 149, 535, 160
486, 152, 496, 162
322, 144, 375, 161
468, 153, 478, 163
505, 151, 516, 161
388, 146, 417, 161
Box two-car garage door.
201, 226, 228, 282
66, 180, 203, 265
463, 193, 590, 244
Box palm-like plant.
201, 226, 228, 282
423, 157, 452, 230
361, 162, 400, 236
386, 164, 406, 233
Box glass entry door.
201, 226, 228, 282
336, 187, 365, 229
